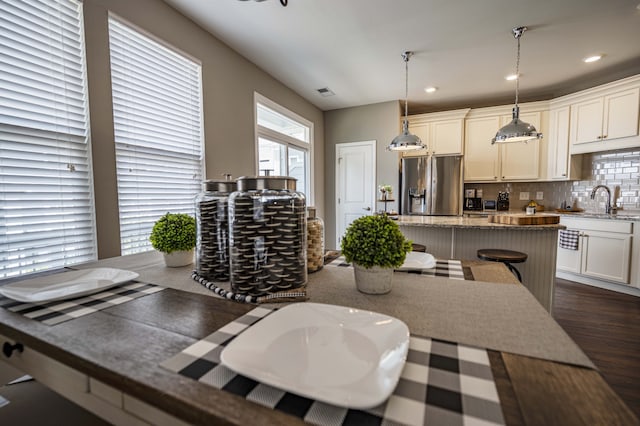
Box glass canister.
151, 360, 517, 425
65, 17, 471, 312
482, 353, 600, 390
195, 179, 237, 281
306, 207, 324, 273
229, 176, 307, 296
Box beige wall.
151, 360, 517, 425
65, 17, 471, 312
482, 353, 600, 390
323, 101, 401, 249
83, 0, 324, 258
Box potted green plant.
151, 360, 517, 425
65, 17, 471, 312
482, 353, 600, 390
150, 212, 197, 267
340, 214, 412, 294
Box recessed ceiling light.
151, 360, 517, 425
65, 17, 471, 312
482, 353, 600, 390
505, 74, 519, 81
425, 87, 437, 93
583, 55, 602, 63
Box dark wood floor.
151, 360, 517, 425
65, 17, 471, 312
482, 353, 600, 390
552, 278, 640, 419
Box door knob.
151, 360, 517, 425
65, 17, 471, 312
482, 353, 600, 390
363, 207, 371, 211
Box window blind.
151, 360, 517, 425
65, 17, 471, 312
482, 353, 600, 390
0, 0, 96, 278
108, 17, 203, 255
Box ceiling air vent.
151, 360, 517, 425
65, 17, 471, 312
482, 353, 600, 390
316, 87, 335, 97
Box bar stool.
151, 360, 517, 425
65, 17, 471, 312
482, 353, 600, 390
411, 243, 427, 252
477, 249, 527, 282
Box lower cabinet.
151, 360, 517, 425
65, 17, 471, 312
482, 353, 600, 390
557, 218, 633, 284
0, 334, 188, 426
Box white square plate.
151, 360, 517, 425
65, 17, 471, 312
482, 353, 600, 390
398, 251, 436, 270
0, 268, 139, 303
220, 302, 409, 409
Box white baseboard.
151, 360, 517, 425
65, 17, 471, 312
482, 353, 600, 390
556, 271, 640, 297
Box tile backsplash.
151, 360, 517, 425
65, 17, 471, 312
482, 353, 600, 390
465, 148, 640, 213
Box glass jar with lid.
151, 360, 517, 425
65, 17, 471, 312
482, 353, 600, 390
195, 178, 237, 281
306, 207, 324, 273
228, 176, 307, 296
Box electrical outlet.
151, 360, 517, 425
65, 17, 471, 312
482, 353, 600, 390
536, 191, 544, 200
519, 191, 530, 200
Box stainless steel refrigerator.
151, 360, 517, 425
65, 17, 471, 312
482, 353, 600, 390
400, 156, 462, 215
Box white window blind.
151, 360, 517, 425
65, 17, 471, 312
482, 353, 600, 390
0, 0, 96, 278
108, 17, 203, 255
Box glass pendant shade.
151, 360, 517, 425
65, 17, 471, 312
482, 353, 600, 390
492, 27, 542, 144
388, 51, 425, 151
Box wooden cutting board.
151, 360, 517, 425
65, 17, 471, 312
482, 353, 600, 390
487, 214, 560, 225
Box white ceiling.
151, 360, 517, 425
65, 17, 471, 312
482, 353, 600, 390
162, 0, 640, 113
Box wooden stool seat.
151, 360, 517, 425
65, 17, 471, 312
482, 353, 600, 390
477, 249, 527, 281
411, 243, 427, 252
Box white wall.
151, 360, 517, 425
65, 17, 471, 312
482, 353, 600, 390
83, 0, 324, 258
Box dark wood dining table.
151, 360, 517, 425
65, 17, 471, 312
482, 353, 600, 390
0, 252, 637, 425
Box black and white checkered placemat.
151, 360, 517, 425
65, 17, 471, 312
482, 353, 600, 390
0, 282, 165, 326
326, 256, 466, 280
161, 307, 504, 426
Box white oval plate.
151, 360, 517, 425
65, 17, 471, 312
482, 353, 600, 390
0, 268, 139, 303
398, 251, 436, 270
221, 302, 409, 409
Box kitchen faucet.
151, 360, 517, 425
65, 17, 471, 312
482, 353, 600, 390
590, 185, 616, 214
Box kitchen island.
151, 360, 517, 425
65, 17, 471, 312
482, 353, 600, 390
396, 215, 564, 311
0, 251, 636, 426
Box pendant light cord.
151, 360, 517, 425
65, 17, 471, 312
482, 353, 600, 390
404, 55, 409, 118
515, 33, 520, 108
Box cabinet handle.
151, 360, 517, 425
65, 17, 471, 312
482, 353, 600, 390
2, 341, 24, 358
562, 173, 567, 177
603, 135, 607, 139
597, 136, 602, 139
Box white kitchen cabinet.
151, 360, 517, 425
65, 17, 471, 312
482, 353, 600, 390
464, 116, 500, 181
570, 87, 639, 147
499, 111, 542, 180
404, 109, 469, 157
464, 109, 543, 182
547, 105, 583, 180
557, 218, 633, 285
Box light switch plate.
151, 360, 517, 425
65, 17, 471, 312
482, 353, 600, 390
536, 191, 544, 200
519, 191, 530, 200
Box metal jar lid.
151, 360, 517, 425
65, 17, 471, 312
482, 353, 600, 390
203, 179, 237, 193
236, 176, 297, 191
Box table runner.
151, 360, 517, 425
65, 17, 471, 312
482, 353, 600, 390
326, 256, 466, 280
161, 307, 505, 426
0, 282, 164, 325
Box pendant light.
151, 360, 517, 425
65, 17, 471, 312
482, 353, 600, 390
387, 51, 425, 151
492, 27, 542, 144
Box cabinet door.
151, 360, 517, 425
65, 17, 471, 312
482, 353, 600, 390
570, 97, 604, 145
464, 116, 499, 181
548, 106, 571, 179
499, 111, 541, 180
556, 234, 582, 274
581, 231, 631, 283
603, 87, 640, 141
430, 119, 463, 155
402, 122, 429, 157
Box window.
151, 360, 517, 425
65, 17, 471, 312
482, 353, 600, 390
108, 16, 203, 255
255, 94, 312, 201
0, 0, 96, 278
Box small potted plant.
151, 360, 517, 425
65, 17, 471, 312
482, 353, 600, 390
378, 184, 393, 200
340, 214, 412, 294
150, 212, 197, 267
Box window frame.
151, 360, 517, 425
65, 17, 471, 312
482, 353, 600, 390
254, 92, 314, 204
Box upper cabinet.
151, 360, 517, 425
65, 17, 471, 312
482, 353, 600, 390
463, 103, 547, 182
403, 109, 470, 157
547, 104, 583, 180
567, 77, 640, 154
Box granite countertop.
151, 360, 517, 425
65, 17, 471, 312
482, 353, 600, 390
396, 214, 565, 229
464, 210, 640, 221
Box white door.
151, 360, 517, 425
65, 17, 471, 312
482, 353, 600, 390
336, 141, 376, 246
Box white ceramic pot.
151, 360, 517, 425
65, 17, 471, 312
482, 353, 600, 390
353, 264, 394, 295
163, 249, 194, 267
